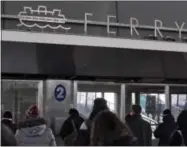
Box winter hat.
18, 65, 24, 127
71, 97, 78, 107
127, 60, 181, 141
26, 104, 40, 118
162, 109, 171, 117
3, 111, 13, 119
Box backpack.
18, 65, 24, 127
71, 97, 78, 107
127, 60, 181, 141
64, 120, 78, 146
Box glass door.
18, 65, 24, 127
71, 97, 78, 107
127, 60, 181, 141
1, 79, 42, 124
75, 81, 121, 118
125, 84, 166, 139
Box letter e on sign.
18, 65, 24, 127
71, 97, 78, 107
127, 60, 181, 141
54, 85, 66, 102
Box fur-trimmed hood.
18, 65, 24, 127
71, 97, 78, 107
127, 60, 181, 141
15, 118, 56, 146
17, 118, 47, 137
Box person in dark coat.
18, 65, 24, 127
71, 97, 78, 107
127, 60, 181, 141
91, 110, 135, 146
126, 105, 152, 146
154, 109, 177, 146
75, 98, 109, 146
2, 111, 17, 134
1, 123, 17, 146
125, 113, 132, 123
60, 108, 84, 140
170, 110, 187, 146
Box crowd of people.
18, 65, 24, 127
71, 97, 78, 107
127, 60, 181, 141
1, 98, 187, 146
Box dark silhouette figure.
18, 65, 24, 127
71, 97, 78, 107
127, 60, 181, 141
170, 110, 187, 146
126, 105, 152, 146
60, 108, 84, 140
154, 109, 177, 146
2, 111, 17, 134
75, 98, 109, 146
91, 110, 135, 146
1, 123, 17, 146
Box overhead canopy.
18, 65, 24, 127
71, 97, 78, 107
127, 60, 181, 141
2, 40, 187, 83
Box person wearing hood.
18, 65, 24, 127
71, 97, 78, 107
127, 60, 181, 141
15, 104, 56, 146
91, 110, 135, 146
75, 98, 109, 146
170, 110, 187, 146
154, 109, 177, 146
2, 111, 17, 134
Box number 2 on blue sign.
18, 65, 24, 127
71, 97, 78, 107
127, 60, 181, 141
54, 85, 66, 102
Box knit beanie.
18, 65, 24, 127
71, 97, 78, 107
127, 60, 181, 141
26, 104, 40, 118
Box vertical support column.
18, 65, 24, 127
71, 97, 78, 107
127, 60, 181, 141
114, 92, 118, 114
126, 91, 132, 115
135, 92, 140, 104
42, 80, 48, 119
120, 84, 126, 121
165, 85, 171, 109
101, 92, 104, 98
73, 81, 78, 109
37, 81, 44, 117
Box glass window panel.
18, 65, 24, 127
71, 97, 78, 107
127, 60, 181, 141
171, 94, 178, 106
80, 92, 86, 104
96, 92, 102, 98
87, 98, 93, 106
104, 92, 115, 103
140, 94, 147, 114
87, 92, 96, 100
178, 94, 186, 108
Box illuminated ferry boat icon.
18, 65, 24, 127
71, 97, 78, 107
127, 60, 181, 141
17, 5, 71, 30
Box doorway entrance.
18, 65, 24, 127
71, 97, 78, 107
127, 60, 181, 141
1, 79, 42, 124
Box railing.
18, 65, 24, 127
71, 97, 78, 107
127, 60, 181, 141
142, 114, 158, 139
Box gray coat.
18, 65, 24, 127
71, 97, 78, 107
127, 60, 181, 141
15, 118, 56, 146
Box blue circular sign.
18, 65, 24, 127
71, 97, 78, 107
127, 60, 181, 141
54, 84, 66, 102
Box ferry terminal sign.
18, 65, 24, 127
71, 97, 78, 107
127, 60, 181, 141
17, 5, 186, 40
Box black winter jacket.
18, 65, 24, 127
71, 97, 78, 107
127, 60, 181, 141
60, 115, 84, 140
2, 119, 17, 134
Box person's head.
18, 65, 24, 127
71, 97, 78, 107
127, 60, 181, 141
26, 104, 40, 119
89, 98, 109, 121
162, 109, 174, 122
91, 110, 131, 145
177, 110, 187, 131
69, 108, 79, 117
132, 105, 142, 115
162, 109, 171, 117
3, 111, 13, 119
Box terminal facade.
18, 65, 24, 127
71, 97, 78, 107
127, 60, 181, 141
1, 1, 187, 137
